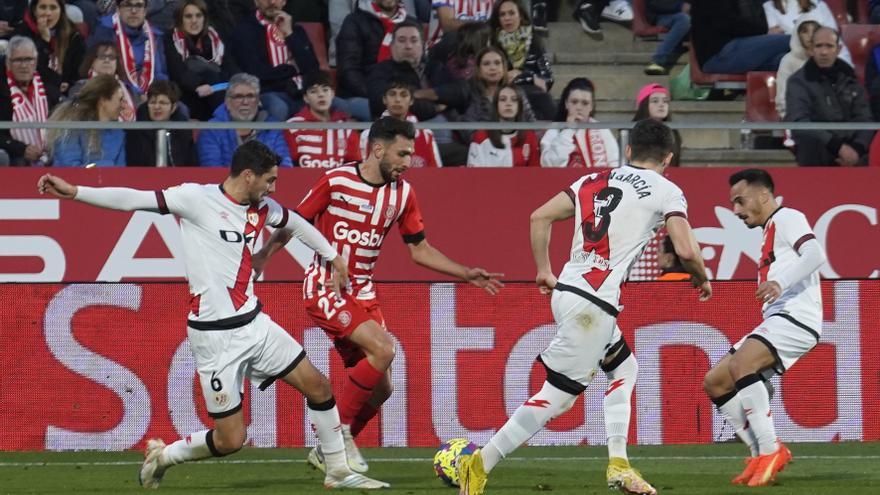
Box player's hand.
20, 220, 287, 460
756, 281, 782, 305
696, 279, 712, 301
37, 174, 77, 199
329, 255, 350, 299
251, 250, 268, 279
535, 270, 557, 295
464, 267, 504, 295
275, 11, 293, 37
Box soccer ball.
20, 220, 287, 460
433, 438, 477, 487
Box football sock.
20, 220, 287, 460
161, 430, 214, 466
602, 350, 637, 461
482, 381, 578, 473
308, 398, 345, 455
339, 359, 385, 426
736, 374, 778, 455
712, 390, 759, 457
350, 403, 380, 438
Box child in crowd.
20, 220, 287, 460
633, 83, 681, 166
468, 84, 539, 167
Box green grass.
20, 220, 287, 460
1, 443, 879, 494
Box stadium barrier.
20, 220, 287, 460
1, 280, 877, 451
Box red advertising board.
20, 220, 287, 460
1, 168, 878, 282
1, 281, 877, 451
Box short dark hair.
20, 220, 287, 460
661, 235, 680, 263
367, 116, 415, 147
629, 119, 674, 164
392, 20, 423, 40
230, 141, 281, 177
302, 71, 333, 92
729, 168, 775, 192
383, 79, 415, 96
147, 80, 181, 104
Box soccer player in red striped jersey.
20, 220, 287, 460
255, 116, 503, 472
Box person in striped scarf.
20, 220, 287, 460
0, 36, 61, 166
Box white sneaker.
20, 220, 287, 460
138, 439, 167, 489
341, 424, 369, 473
602, 0, 634, 22
324, 472, 390, 489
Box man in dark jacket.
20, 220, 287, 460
690, 0, 789, 74
229, 0, 319, 121
366, 21, 468, 123
786, 27, 873, 166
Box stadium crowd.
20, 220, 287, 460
1, 0, 879, 167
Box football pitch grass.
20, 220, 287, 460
2, 442, 878, 494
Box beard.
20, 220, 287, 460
378, 157, 395, 183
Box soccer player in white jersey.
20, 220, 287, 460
253, 116, 503, 473
703, 169, 827, 487
457, 119, 713, 495
36, 141, 390, 490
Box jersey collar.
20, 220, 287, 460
355, 162, 388, 188
762, 205, 785, 228
218, 184, 249, 206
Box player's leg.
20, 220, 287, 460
350, 369, 393, 438
338, 320, 395, 426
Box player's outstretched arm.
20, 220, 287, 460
407, 239, 504, 295
38, 173, 162, 212
665, 215, 712, 301
530, 192, 574, 295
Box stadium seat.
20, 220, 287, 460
631, 0, 669, 38
688, 45, 746, 88
841, 24, 880, 84
745, 71, 779, 122
299, 22, 330, 71
825, 0, 851, 26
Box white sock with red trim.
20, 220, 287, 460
603, 353, 637, 461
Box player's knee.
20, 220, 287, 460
213, 427, 246, 455
368, 334, 395, 368
304, 374, 334, 403
703, 369, 727, 397
726, 356, 753, 382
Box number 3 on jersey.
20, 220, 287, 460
577, 173, 623, 291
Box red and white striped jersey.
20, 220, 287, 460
467, 130, 540, 167
758, 207, 823, 331
156, 183, 289, 325
557, 165, 687, 309
428, 0, 494, 45
285, 107, 362, 168
295, 165, 426, 300
360, 112, 442, 168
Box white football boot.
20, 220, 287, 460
138, 439, 167, 489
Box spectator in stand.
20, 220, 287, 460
197, 72, 292, 166
690, 0, 790, 74
329, 0, 429, 67
146, 0, 177, 32
70, 41, 140, 120
229, 0, 319, 122
541, 77, 619, 167
428, 0, 493, 46
360, 79, 442, 167
467, 83, 539, 167
775, 15, 818, 119
1, 1, 28, 40
0, 36, 61, 166
164, 0, 239, 121
428, 21, 493, 81
489, 0, 555, 120
126, 80, 195, 166
13, 0, 86, 93
336, 0, 416, 122
366, 21, 469, 135
643, 1, 691, 75
90, 0, 169, 96
285, 71, 361, 168
764, 1, 852, 64
48, 74, 127, 166
633, 83, 681, 166
787, 26, 873, 166
656, 234, 691, 281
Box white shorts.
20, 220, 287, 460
539, 289, 620, 394
732, 314, 820, 374
187, 312, 305, 418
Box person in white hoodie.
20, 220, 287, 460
540, 77, 619, 168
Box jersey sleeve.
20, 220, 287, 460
563, 176, 587, 204
264, 197, 290, 229
294, 172, 332, 221
398, 184, 426, 244
661, 183, 688, 220
777, 209, 817, 254
156, 183, 204, 220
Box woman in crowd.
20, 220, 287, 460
489, 0, 555, 120
460, 46, 534, 141
126, 80, 195, 166
49, 73, 126, 166
540, 77, 619, 167
467, 83, 539, 167
13, 0, 86, 93
163, 0, 239, 121
70, 41, 140, 121
632, 83, 681, 166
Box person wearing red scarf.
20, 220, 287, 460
0, 36, 61, 166
13, 0, 86, 92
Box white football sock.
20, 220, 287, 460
736, 375, 778, 456
715, 392, 759, 457
602, 352, 637, 461
161, 430, 214, 466
308, 398, 350, 478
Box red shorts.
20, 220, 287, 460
304, 291, 385, 367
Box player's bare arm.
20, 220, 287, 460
529, 192, 575, 295
252, 228, 294, 276
407, 239, 504, 295
665, 215, 712, 301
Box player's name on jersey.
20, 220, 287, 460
609, 170, 654, 199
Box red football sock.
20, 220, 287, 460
350, 403, 380, 437
339, 360, 384, 425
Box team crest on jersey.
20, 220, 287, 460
247, 212, 259, 226
214, 392, 229, 408
338, 310, 352, 327
385, 205, 396, 219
